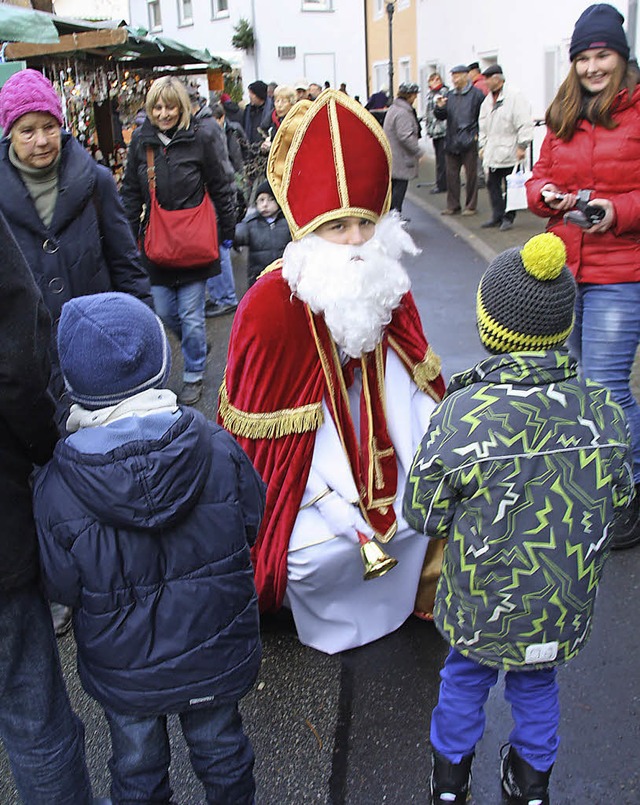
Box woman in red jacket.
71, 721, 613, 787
527, 3, 640, 550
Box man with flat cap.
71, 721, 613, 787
467, 62, 489, 96
479, 64, 534, 231
435, 64, 485, 216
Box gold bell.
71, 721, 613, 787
357, 531, 398, 581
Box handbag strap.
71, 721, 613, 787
145, 147, 156, 194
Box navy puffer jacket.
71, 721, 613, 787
33, 407, 265, 714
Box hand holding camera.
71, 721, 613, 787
563, 190, 609, 230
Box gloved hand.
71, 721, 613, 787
316, 491, 373, 542
221, 239, 234, 249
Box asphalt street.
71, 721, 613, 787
2, 196, 639, 804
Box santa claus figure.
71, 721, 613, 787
219, 89, 446, 654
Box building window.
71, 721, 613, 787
178, 0, 193, 25
302, 0, 333, 11
398, 57, 411, 86
374, 61, 389, 92
148, 0, 162, 30
212, 0, 229, 18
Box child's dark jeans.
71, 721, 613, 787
104, 701, 255, 804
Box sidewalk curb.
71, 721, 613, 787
407, 189, 497, 264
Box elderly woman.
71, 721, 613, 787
0, 67, 154, 638
0, 69, 153, 426
383, 82, 422, 215
121, 77, 236, 405
261, 84, 297, 152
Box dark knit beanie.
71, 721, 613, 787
569, 3, 630, 61
248, 80, 268, 101
255, 179, 275, 200
58, 292, 171, 410
476, 233, 576, 354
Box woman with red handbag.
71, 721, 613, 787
121, 77, 236, 405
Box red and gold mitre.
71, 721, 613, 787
266, 89, 392, 240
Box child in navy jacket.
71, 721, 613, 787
33, 292, 265, 805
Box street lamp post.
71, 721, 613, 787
386, 1, 395, 99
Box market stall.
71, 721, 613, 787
1, 13, 230, 180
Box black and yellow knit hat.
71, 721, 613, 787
477, 233, 576, 354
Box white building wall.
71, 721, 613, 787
126, 0, 367, 102
54, 0, 130, 19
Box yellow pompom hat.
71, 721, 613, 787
476, 232, 576, 354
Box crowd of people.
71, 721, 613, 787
0, 4, 639, 804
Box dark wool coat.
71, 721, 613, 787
0, 134, 152, 323
34, 407, 265, 714
121, 117, 236, 287
0, 211, 58, 592
0, 133, 153, 428
404, 350, 633, 671
234, 209, 292, 284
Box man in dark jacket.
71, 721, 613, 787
0, 210, 92, 804
242, 80, 273, 144
34, 292, 265, 804
434, 64, 485, 215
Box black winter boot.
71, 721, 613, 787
501, 745, 552, 804
429, 749, 473, 804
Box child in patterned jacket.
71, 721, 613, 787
403, 233, 633, 805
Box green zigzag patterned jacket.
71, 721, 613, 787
403, 350, 633, 671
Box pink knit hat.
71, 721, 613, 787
0, 69, 63, 134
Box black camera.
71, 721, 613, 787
564, 189, 606, 229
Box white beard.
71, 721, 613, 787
282, 213, 418, 359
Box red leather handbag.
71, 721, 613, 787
144, 147, 219, 268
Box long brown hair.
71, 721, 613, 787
546, 56, 639, 141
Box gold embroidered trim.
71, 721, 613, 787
267, 90, 393, 240
361, 514, 398, 544
389, 337, 442, 398
218, 375, 324, 439
300, 487, 331, 510
256, 258, 283, 280
328, 97, 350, 208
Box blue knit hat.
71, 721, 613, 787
58, 292, 171, 410
569, 4, 630, 61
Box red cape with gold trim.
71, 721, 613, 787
218, 266, 445, 612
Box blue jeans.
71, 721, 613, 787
152, 282, 206, 383
104, 702, 255, 804
568, 282, 640, 483
0, 584, 92, 804
430, 648, 559, 772
207, 245, 238, 307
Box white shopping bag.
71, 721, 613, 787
505, 163, 532, 212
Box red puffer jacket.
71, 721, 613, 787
526, 84, 640, 284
